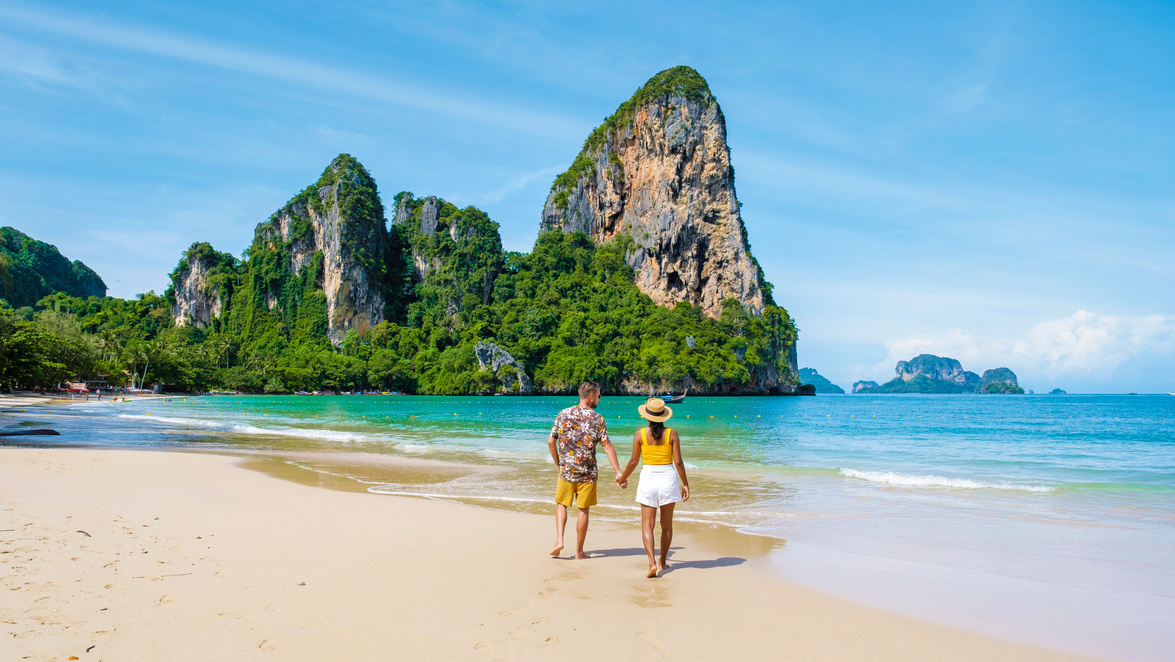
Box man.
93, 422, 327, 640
548, 380, 623, 559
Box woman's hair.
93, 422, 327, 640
647, 419, 666, 441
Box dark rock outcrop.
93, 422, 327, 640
1049, 388, 1067, 395
853, 380, 880, 393
474, 342, 533, 394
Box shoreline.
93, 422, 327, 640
1, 446, 1094, 661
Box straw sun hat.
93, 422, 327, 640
638, 398, 673, 422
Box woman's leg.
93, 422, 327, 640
641, 504, 658, 577
658, 503, 676, 570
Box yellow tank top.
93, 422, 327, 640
640, 428, 673, 465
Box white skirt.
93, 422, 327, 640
636, 464, 681, 508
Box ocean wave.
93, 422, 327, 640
226, 423, 366, 442
117, 414, 225, 428
839, 468, 1054, 493
117, 413, 367, 442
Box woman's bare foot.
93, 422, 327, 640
550, 543, 563, 557
646, 564, 659, 578
574, 552, 590, 560
658, 558, 669, 571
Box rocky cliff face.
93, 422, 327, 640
896, 354, 980, 389
251, 155, 390, 343
168, 242, 236, 327
391, 192, 505, 317
540, 66, 772, 319
979, 367, 1018, 388
855, 355, 1023, 394
474, 341, 533, 394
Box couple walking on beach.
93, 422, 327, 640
547, 380, 690, 578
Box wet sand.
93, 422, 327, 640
0, 448, 1096, 661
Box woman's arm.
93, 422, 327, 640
671, 429, 690, 501
619, 429, 642, 486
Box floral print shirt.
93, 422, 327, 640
550, 404, 610, 484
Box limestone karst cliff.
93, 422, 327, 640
148, 67, 800, 396
896, 354, 980, 390
167, 242, 237, 327
248, 155, 393, 344
855, 355, 1023, 394
391, 192, 505, 321
541, 66, 773, 319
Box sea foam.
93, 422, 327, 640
839, 468, 1054, 493
117, 413, 366, 442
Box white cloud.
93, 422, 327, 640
1013, 311, 1175, 377
860, 311, 1175, 384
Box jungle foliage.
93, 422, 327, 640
0, 226, 106, 309
1, 154, 798, 395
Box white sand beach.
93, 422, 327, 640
0, 447, 1095, 661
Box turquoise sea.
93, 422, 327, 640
7, 393, 1174, 659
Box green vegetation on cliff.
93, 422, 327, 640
0, 227, 106, 309
2, 151, 797, 395
550, 67, 714, 208
799, 367, 845, 394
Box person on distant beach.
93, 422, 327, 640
618, 397, 691, 578
547, 380, 623, 559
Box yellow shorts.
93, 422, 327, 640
555, 477, 597, 509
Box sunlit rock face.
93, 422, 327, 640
252, 155, 390, 344
541, 66, 772, 319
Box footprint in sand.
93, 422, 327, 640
543, 635, 562, 646
259, 639, 278, 650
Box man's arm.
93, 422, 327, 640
601, 438, 622, 479
548, 434, 561, 468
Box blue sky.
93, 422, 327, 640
1, 0, 1172, 393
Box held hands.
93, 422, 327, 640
615, 472, 627, 489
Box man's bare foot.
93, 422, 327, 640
574, 552, 590, 560
550, 543, 564, 557
647, 565, 659, 578
658, 559, 669, 571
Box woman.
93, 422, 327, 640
619, 397, 690, 578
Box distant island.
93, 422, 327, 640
853, 354, 1025, 394
799, 368, 844, 394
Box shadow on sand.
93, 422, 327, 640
585, 547, 746, 573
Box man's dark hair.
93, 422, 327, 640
578, 381, 600, 399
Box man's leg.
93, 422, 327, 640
551, 503, 567, 556
574, 506, 590, 559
